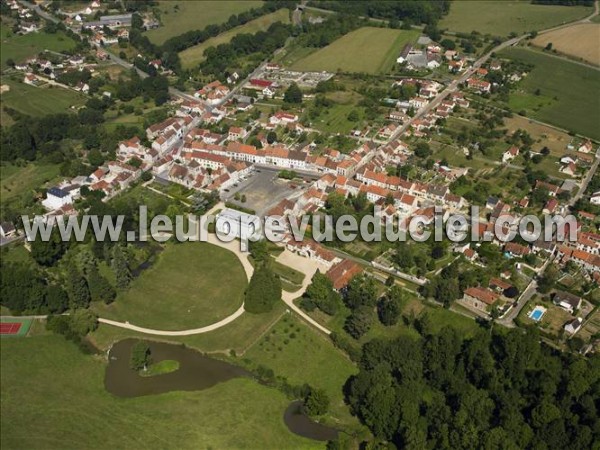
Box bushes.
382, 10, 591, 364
46, 309, 98, 352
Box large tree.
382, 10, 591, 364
304, 271, 341, 315
111, 245, 132, 290
67, 268, 91, 309
245, 264, 281, 313
378, 286, 404, 326
130, 341, 151, 371
283, 82, 303, 104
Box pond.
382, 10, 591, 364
105, 339, 339, 441
105, 339, 251, 397
284, 401, 339, 442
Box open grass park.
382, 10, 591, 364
0, 335, 319, 449
93, 242, 247, 331
144, 0, 264, 45
290, 27, 420, 74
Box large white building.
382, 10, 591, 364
215, 208, 261, 242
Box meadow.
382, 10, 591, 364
93, 242, 247, 331
0, 162, 61, 209
439, 1, 592, 36
144, 0, 264, 45
179, 8, 290, 69
290, 27, 420, 74
244, 314, 358, 426
0, 24, 77, 67
1, 77, 86, 120
501, 47, 600, 140
0, 335, 318, 449
532, 23, 600, 66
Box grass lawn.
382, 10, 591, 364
0, 335, 318, 449
244, 314, 358, 427
90, 302, 287, 355
0, 162, 61, 208
501, 47, 600, 140
93, 242, 247, 331
440, 1, 592, 36
144, 0, 264, 45
179, 8, 290, 69
1, 77, 86, 117
0, 25, 78, 67
290, 27, 419, 74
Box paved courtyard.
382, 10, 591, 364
222, 167, 308, 216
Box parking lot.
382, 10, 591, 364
221, 167, 310, 216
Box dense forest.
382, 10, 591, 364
308, 0, 451, 25
344, 327, 600, 449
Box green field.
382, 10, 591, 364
144, 0, 264, 45
1, 77, 86, 121
500, 47, 600, 140
0, 335, 318, 449
244, 314, 357, 426
0, 162, 61, 208
440, 1, 592, 36
0, 24, 77, 67
179, 8, 290, 69
93, 243, 247, 331
290, 27, 420, 74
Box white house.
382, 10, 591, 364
42, 187, 73, 210
564, 317, 583, 335
590, 191, 600, 206
502, 146, 519, 163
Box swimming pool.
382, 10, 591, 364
529, 306, 546, 322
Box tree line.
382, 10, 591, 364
308, 0, 451, 26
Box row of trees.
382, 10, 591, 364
161, 1, 294, 53
199, 22, 294, 80
309, 0, 451, 26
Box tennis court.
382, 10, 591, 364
0, 318, 32, 337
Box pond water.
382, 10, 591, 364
284, 401, 339, 442
105, 339, 251, 397
105, 339, 339, 441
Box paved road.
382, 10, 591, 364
569, 147, 600, 206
